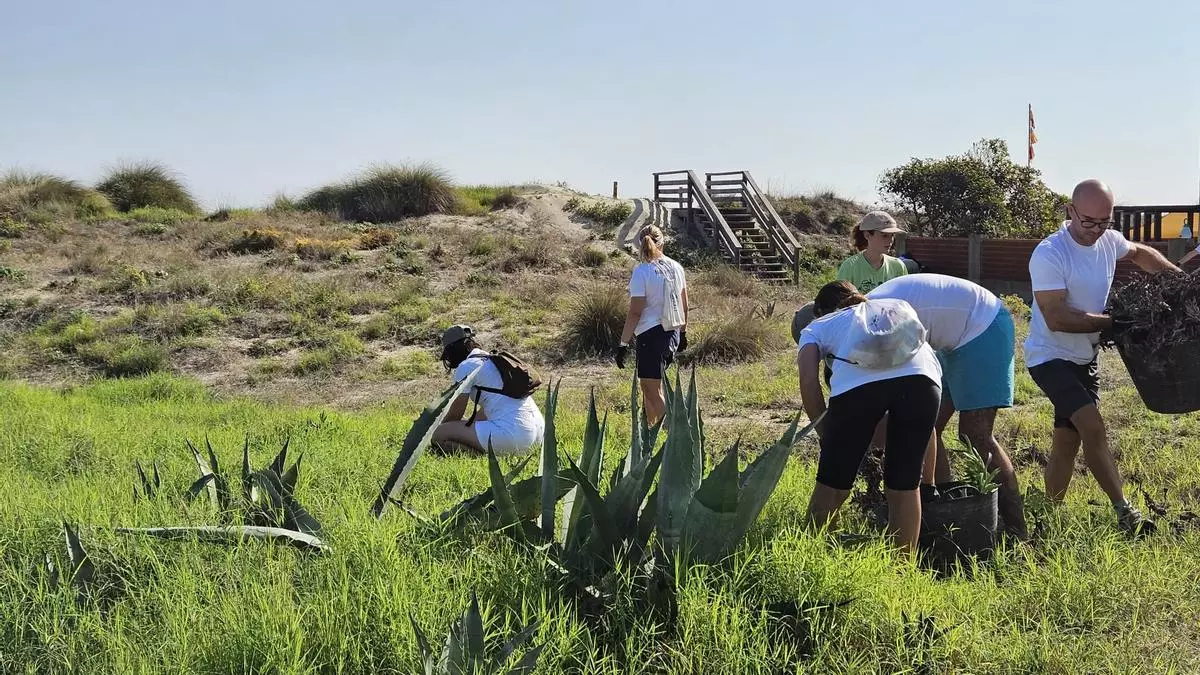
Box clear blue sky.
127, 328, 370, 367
3, 0, 1198, 209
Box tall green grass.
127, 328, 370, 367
95, 161, 200, 214
3, 373, 1200, 672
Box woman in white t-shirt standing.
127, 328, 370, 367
616, 225, 689, 425
796, 280, 942, 554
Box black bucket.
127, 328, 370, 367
1115, 341, 1200, 414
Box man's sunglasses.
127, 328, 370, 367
1069, 205, 1114, 230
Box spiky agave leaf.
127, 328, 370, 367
437, 457, 534, 525
562, 388, 606, 550
441, 590, 487, 675
680, 442, 741, 563
241, 437, 253, 500
373, 370, 479, 518
152, 460, 161, 491
488, 619, 540, 672
474, 475, 574, 535
269, 436, 290, 477
540, 380, 561, 542
605, 448, 663, 534
62, 522, 95, 601
281, 453, 302, 498
115, 525, 330, 553
487, 445, 527, 543
135, 461, 153, 500
186, 438, 220, 509
410, 613, 437, 675
629, 370, 642, 471
657, 369, 701, 553
44, 553, 59, 590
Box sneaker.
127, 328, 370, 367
1116, 504, 1156, 538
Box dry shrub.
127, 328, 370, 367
679, 308, 786, 366
490, 188, 521, 210
0, 171, 115, 222
702, 264, 758, 296
573, 246, 608, 268
295, 238, 354, 261
226, 228, 286, 255
561, 286, 626, 357
358, 227, 397, 250
500, 238, 557, 273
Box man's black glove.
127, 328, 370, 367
677, 330, 688, 353
615, 343, 628, 369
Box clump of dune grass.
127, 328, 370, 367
96, 161, 199, 213
702, 263, 758, 296
561, 287, 626, 357
0, 170, 116, 223
298, 163, 457, 223
678, 311, 786, 366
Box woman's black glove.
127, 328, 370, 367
615, 343, 628, 369
678, 330, 688, 353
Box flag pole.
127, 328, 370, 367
1027, 103, 1033, 168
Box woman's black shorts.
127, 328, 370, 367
635, 324, 679, 380
816, 374, 941, 491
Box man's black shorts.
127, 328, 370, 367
635, 324, 679, 380
1028, 358, 1100, 430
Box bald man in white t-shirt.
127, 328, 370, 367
1025, 179, 1179, 537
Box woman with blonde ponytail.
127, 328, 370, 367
617, 224, 688, 425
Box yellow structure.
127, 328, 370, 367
1159, 212, 1193, 239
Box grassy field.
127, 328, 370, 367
4, 186, 1200, 672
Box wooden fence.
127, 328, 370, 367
897, 235, 1186, 300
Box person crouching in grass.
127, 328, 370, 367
432, 325, 545, 455
796, 281, 942, 554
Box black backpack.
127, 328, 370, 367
466, 351, 542, 425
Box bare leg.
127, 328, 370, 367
960, 408, 1027, 538
933, 397, 956, 483
1070, 404, 1126, 505
804, 483, 851, 534
640, 378, 666, 426
1045, 426, 1081, 503
432, 421, 485, 453
885, 488, 921, 556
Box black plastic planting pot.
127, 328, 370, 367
1115, 341, 1200, 414
868, 480, 998, 565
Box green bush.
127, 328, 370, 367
292, 330, 364, 374
0, 170, 116, 223
134, 223, 168, 236
563, 197, 633, 229
76, 335, 168, 377
456, 185, 523, 214
96, 161, 199, 213
0, 266, 27, 282
133, 303, 226, 340
561, 287, 626, 357
128, 206, 193, 225
298, 163, 457, 222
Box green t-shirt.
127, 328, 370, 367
836, 252, 908, 292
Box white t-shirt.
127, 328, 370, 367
454, 349, 544, 431
867, 273, 1002, 351
798, 300, 943, 397
629, 255, 687, 336
1025, 223, 1132, 367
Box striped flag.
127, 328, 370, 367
1027, 104, 1038, 163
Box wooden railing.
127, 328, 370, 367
1115, 205, 1200, 242
652, 170, 743, 264
705, 170, 801, 278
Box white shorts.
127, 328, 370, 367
473, 420, 544, 455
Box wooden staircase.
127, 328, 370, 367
652, 169, 800, 283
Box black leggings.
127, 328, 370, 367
816, 375, 941, 491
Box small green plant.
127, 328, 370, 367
76, 336, 168, 378
950, 437, 1000, 493
134, 223, 168, 236
96, 161, 199, 213
0, 216, 25, 237
0, 266, 26, 282
467, 237, 496, 257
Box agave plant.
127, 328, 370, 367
44, 522, 97, 605
133, 460, 161, 501
117, 436, 327, 552
411, 590, 543, 675
950, 436, 1000, 494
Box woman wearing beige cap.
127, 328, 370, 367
836, 211, 909, 293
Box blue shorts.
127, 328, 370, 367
936, 306, 1015, 411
